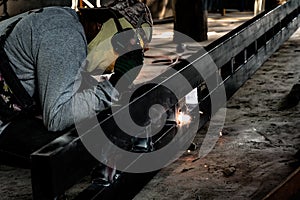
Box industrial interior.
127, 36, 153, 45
0, 0, 299, 199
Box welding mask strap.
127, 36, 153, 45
0, 18, 35, 114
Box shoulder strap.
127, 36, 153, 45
0, 18, 35, 113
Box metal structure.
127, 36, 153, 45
30, 1, 300, 199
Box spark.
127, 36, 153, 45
176, 111, 191, 126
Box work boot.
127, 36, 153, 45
91, 164, 121, 187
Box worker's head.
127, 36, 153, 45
108, 0, 153, 44
78, 0, 153, 73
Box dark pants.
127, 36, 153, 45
0, 117, 63, 168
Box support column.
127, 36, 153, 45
0, 0, 9, 20
173, 0, 208, 42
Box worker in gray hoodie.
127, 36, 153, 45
0, 0, 153, 165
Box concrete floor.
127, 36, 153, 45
136, 11, 254, 84
134, 17, 300, 200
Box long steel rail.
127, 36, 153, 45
31, 1, 300, 199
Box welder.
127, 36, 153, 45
0, 0, 153, 165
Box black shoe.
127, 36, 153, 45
91, 164, 120, 187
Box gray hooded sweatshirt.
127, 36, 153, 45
0, 7, 118, 132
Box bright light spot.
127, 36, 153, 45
177, 111, 191, 126
219, 131, 223, 137
207, 31, 218, 36
152, 31, 174, 39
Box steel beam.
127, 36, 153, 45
31, 1, 300, 199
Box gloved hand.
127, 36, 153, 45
109, 48, 144, 88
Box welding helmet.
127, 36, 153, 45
83, 0, 153, 73
109, 0, 153, 44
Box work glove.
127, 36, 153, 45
109, 48, 144, 89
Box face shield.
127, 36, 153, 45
138, 22, 152, 50
86, 17, 152, 74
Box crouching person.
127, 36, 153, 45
0, 0, 153, 167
